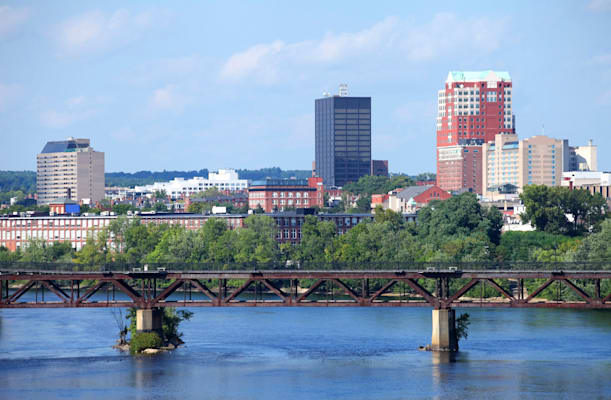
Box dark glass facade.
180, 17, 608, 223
315, 96, 371, 187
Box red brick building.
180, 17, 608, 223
437, 144, 483, 193
372, 185, 451, 213
371, 160, 389, 177
248, 177, 324, 212
436, 71, 514, 194
0, 211, 397, 251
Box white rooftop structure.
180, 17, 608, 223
134, 169, 248, 197
561, 171, 611, 187
446, 70, 511, 84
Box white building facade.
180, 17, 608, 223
134, 169, 248, 198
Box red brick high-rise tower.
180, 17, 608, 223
436, 71, 514, 194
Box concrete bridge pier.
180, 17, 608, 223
136, 308, 163, 337
430, 309, 458, 351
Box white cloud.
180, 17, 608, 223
0, 83, 21, 111
54, 8, 163, 55
589, 53, 611, 65
221, 40, 286, 84
402, 13, 507, 61
40, 96, 101, 128
149, 84, 189, 112
0, 6, 30, 38
588, 0, 611, 12
220, 14, 507, 84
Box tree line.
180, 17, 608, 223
2, 192, 608, 267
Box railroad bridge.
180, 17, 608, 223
1, 262, 610, 351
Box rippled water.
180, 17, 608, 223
0, 295, 610, 399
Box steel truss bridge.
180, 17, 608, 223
1, 263, 610, 310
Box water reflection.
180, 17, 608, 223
0, 304, 609, 399
430, 350, 456, 388
131, 356, 168, 395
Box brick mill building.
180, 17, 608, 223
0, 211, 399, 251
248, 177, 325, 212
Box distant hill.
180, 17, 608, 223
0, 168, 313, 193
0, 171, 36, 193
0, 169, 434, 194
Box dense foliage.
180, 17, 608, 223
343, 175, 415, 196
520, 185, 607, 236
3, 192, 608, 268
129, 332, 163, 354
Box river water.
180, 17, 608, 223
0, 295, 610, 399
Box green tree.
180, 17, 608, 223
373, 206, 404, 231
153, 202, 168, 212
353, 195, 372, 213
520, 185, 607, 235
112, 203, 135, 215
190, 187, 222, 199
153, 189, 167, 199
233, 215, 278, 265
188, 201, 211, 214
296, 215, 337, 266
569, 218, 611, 263
418, 193, 502, 246
343, 175, 414, 196
19, 239, 73, 263
497, 231, 578, 262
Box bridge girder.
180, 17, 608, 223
1, 270, 610, 309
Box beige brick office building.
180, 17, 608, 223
36, 138, 105, 205
482, 134, 564, 198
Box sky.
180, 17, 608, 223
0, 1, 610, 174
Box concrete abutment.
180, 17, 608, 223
136, 308, 163, 337
430, 309, 458, 351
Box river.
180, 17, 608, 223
0, 295, 610, 399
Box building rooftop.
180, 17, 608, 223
41, 138, 90, 154
446, 70, 511, 83
49, 198, 78, 205
396, 186, 433, 200
251, 179, 310, 187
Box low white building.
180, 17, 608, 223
561, 171, 611, 187
134, 169, 248, 198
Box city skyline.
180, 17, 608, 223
1, 1, 610, 173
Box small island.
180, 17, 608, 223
113, 307, 193, 355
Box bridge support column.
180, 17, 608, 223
431, 309, 458, 351
136, 308, 163, 337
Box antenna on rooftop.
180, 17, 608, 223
338, 83, 348, 97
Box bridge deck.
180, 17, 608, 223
1, 269, 609, 310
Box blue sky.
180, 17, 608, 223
0, 1, 610, 173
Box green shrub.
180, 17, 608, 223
130, 332, 162, 354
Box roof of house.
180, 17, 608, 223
396, 186, 433, 200
49, 198, 78, 205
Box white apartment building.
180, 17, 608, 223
36, 138, 105, 205
134, 169, 248, 198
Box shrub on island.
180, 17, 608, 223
130, 332, 163, 354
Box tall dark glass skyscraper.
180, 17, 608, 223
315, 95, 371, 187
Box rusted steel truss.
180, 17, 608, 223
0, 270, 610, 309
